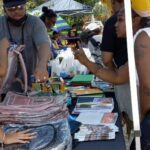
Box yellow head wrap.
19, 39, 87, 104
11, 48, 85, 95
131, 0, 150, 17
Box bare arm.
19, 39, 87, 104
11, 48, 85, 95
34, 43, 50, 82
102, 51, 116, 70
32, 18, 51, 82
0, 38, 9, 77
73, 48, 129, 84
134, 31, 150, 119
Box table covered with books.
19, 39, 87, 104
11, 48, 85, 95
0, 74, 126, 150
66, 75, 126, 150
72, 92, 126, 150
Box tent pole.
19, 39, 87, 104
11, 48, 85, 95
124, 0, 141, 150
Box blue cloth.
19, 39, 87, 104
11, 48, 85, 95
4, 124, 56, 150
2, 119, 72, 150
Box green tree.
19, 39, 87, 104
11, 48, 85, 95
75, 0, 97, 7
93, 2, 109, 21
26, 0, 45, 11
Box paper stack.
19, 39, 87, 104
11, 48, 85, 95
73, 97, 114, 114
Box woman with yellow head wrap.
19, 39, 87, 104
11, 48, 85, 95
130, 0, 150, 150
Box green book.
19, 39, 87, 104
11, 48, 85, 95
71, 74, 94, 85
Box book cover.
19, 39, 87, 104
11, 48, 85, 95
73, 97, 114, 113
70, 74, 94, 85
76, 112, 118, 125
75, 124, 118, 141
72, 88, 103, 96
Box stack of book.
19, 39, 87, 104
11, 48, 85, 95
70, 74, 95, 86
74, 124, 118, 141
73, 96, 114, 114
73, 96, 119, 141
76, 112, 118, 125
71, 88, 103, 96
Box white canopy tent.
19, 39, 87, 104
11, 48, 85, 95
33, 0, 92, 16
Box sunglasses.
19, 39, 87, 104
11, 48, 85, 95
5, 5, 25, 12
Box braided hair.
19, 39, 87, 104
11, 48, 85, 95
40, 6, 57, 23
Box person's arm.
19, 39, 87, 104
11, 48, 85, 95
134, 31, 150, 119
73, 48, 129, 84
34, 43, 50, 82
102, 51, 116, 70
0, 38, 9, 77
32, 18, 51, 82
0, 128, 36, 145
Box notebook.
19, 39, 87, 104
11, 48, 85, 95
70, 74, 94, 85
72, 88, 103, 96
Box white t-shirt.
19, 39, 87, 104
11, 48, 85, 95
134, 27, 150, 85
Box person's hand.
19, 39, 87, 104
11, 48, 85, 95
15, 45, 25, 52
34, 67, 49, 83
72, 48, 89, 65
4, 129, 37, 145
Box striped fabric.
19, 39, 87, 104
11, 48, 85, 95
52, 16, 71, 32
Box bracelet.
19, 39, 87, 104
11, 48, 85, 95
1, 132, 5, 148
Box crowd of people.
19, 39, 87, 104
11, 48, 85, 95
0, 0, 150, 149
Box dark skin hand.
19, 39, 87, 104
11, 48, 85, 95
72, 48, 129, 85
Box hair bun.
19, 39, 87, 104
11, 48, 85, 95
42, 6, 49, 13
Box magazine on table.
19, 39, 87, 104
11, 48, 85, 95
73, 97, 114, 114
76, 112, 118, 125
74, 124, 119, 142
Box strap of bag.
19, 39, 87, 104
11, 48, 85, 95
90, 38, 100, 50
14, 48, 28, 93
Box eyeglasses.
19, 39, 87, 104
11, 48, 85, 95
5, 5, 25, 12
